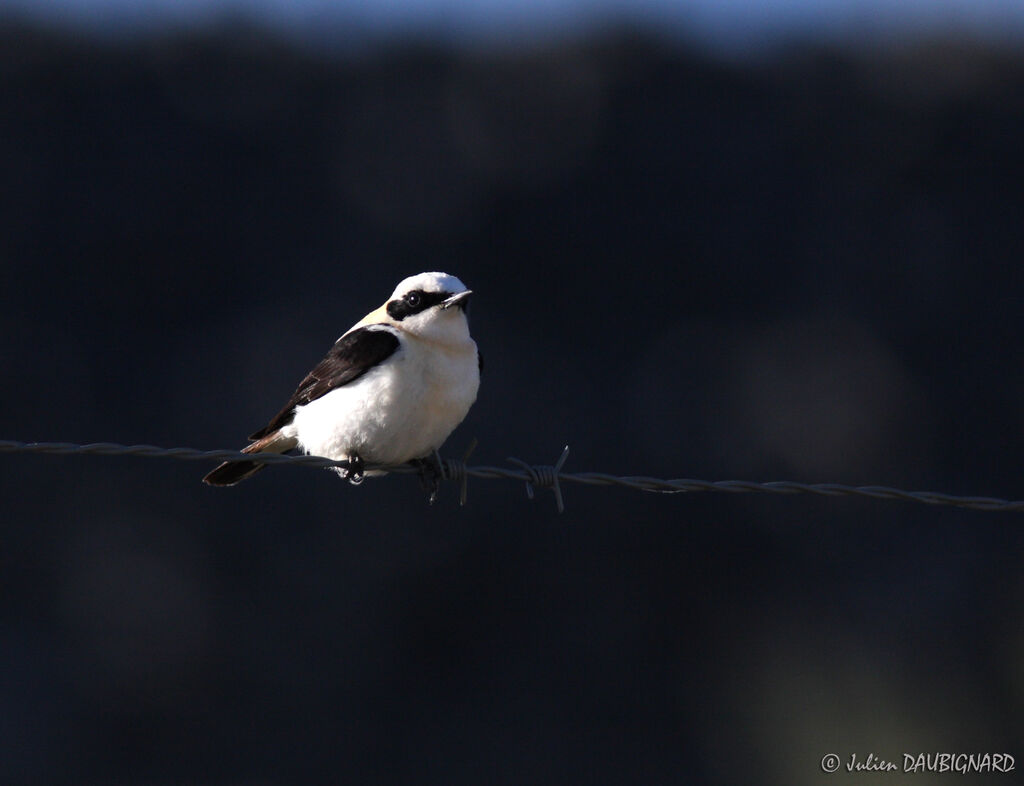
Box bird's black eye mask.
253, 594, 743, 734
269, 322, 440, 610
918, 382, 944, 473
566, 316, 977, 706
386, 289, 451, 321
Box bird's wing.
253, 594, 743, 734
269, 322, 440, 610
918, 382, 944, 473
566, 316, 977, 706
248, 325, 401, 440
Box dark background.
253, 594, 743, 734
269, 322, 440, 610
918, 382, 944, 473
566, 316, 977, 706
1, 16, 1023, 785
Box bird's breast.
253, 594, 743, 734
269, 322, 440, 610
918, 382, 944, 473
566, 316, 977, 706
408, 339, 480, 416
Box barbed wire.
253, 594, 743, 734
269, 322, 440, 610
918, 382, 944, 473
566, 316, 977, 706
2, 439, 1022, 514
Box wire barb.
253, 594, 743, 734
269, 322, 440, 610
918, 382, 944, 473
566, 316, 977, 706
439, 438, 477, 507
507, 445, 570, 512
1, 439, 1022, 514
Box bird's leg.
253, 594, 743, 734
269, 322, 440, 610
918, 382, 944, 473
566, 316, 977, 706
412, 452, 444, 504
344, 453, 365, 485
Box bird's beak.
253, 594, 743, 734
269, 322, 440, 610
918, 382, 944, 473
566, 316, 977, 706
440, 290, 473, 310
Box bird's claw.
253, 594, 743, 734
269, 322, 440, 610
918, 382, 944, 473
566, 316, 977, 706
343, 454, 365, 485
412, 453, 444, 504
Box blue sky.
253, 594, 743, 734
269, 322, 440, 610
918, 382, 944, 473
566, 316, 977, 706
5, 0, 1024, 53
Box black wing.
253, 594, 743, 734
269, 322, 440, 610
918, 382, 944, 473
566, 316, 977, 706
248, 326, 401, 440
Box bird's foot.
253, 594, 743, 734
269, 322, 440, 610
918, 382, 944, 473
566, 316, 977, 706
343, 454, 365, 485
412, 452, 445, 504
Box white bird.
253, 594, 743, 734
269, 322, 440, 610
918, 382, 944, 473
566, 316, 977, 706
203, 272, 480, 487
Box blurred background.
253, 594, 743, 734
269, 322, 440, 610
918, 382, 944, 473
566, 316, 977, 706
2, 0, 1023, 783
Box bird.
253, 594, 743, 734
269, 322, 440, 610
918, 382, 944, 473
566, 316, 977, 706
203, 272, 480, 488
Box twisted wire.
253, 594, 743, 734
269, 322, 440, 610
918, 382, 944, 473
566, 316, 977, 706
1, 439, 1022, 513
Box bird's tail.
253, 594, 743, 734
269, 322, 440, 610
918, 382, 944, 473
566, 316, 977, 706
202, 431, 298, 487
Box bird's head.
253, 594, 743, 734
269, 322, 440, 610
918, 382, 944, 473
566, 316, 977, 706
378, 272, 473, 342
